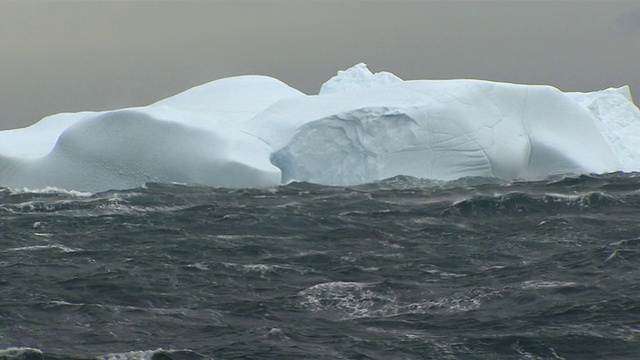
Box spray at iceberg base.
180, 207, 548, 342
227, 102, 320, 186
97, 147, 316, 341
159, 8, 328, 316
1, 63, 639, 192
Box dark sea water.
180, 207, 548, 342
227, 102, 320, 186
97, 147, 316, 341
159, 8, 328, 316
1, 173, 640, 360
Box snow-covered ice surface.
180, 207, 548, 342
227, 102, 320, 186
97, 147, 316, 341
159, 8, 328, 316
1, 63, 639, 192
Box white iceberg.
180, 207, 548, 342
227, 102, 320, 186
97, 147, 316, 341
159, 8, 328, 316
1, 63, 639, 192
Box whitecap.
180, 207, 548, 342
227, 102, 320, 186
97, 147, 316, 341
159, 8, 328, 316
6, 186, 93, 197
299, 282, 502, 320
4, 244, 79, 253
522, 280, 577, 289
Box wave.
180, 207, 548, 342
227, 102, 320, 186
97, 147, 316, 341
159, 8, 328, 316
0, 347, 207, 360
2, 171, 639, 196
0, 186, 93, 197
2, 173, 639, 220
298, 281, 507, 321
442, 191, 622, 217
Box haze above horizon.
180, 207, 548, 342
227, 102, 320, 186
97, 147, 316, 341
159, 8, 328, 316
1, 1, 639, 130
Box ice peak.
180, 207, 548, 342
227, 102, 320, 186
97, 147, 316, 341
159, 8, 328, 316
319, 63, 403, 95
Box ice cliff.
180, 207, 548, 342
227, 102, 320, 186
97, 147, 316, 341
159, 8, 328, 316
1, 63, 639, 192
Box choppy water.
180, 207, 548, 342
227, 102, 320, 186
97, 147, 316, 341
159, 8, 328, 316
1, 173, 640, 359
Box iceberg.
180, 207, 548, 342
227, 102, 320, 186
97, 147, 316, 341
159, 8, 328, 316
1, 63, 639, 191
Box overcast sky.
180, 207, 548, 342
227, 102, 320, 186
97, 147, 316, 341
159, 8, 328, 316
1, 1, 639, 130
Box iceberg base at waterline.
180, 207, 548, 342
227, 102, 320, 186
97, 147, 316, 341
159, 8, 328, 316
1, 63, 639, 192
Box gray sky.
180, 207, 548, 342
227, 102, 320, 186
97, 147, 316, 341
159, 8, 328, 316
1, 1, 639, 130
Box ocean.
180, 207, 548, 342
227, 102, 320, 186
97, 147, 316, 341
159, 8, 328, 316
1, 173, 639, 360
